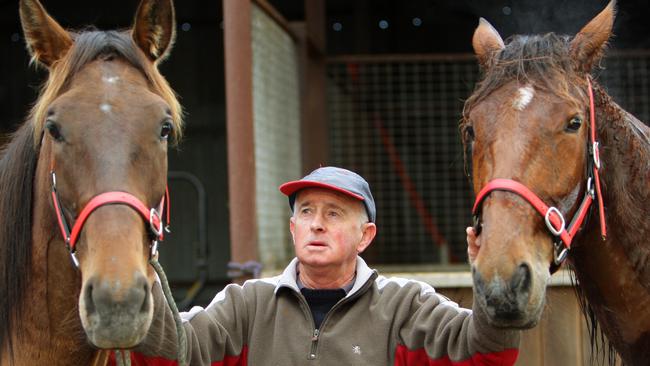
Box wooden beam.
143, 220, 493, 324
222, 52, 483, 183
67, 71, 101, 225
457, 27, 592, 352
223, 0, 259, 270
293, 0, 328, 173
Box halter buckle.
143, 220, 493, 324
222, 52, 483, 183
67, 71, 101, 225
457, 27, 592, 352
544, 206, 565, 236
149, 208, 163, 239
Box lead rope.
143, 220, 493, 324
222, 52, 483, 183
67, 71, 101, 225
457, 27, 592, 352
113, 257, 188, 366
150, 257, 189, 366
115, 350, 130, 366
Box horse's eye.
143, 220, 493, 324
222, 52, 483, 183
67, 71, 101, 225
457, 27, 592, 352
566, 116, 583, 132
45, 120, 64, 142
464, 125, 475, 141
160, 121, 173, 140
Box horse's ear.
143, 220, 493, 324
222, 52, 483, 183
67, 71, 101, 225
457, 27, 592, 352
19, 0, 73, 67
472, 18, 505, 69
570, 0, 616, 73
132, 0, 176, 63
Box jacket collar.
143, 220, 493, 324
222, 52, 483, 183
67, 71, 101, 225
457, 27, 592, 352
276, 256, 377, 298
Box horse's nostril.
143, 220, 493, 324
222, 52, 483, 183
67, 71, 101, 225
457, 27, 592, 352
472, 267, 486, 295
84, 281, 96, 315
511, 263, 532, 292
138, 276, 151, 314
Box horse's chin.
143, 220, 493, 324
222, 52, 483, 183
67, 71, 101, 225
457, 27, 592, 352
80, 296, 154, 349
83, 313, 153, 349
482, 303, 544, 330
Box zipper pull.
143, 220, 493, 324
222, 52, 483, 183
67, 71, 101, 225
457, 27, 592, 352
311, 328, 319, 341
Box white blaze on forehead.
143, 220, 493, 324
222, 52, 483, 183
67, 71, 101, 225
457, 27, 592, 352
102, 75, 119, 84
100, 103, 112, 113
513, 85, 535, 111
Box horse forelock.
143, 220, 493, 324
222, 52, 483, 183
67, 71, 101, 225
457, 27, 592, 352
462, 33, 587, 127
0, 123, 38, 360
28, 29, 184, 146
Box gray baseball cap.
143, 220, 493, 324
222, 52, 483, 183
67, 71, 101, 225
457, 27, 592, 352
279, 166, 376, 222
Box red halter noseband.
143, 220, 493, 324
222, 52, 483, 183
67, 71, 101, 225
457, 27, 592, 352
50, 170, 170, 268
472, 77, 607, 268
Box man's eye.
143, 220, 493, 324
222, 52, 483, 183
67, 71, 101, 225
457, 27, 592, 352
328, 211, 340, 217
301, 208, 311, 214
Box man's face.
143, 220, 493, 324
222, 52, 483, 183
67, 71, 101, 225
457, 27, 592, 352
290, 188, 376, 269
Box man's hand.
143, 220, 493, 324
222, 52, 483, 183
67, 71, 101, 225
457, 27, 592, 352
466, 227, 480, 264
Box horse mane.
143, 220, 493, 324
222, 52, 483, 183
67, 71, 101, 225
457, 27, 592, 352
29, 29, 184, 145
0, 122, 38, 360
461, 32, 621, 365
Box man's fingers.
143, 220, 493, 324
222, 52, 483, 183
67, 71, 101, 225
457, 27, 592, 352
466, 226, 480, 263
466, 227, 479, 247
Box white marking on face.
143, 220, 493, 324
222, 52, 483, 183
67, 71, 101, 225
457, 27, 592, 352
513, 86, 535, 111
102, 75, 119, 84
100, 103, 112, 113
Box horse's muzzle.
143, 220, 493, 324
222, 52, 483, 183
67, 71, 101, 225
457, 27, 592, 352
80, 272, 153, 348
473, 263, 541, 328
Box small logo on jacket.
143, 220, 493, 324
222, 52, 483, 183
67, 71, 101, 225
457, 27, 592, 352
352, 345, 362, 355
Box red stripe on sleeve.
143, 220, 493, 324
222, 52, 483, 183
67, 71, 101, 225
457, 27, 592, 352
394, 344, 518, 366
108, 346, 248, 366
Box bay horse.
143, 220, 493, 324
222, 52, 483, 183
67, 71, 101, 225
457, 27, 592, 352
0, 0, 182, 365
462, 1, 650, 365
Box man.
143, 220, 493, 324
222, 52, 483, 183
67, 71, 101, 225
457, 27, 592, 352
132, 166, 519, 365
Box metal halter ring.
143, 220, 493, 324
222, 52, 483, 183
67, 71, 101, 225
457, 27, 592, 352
70, 251, 80, 268
544, 206, 565, 237
586, 177, 594, 198
149, 208, 163, 238
592, 141, 601, 169
150, 240, 159, 259
553, 242, 569, 265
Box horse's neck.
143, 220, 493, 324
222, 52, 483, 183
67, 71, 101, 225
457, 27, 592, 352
593, 84, 650, 283
570, 84, 650, 364
7, 147, 102, 366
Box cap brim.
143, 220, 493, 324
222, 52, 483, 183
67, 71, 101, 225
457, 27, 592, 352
279, 180, 365, 201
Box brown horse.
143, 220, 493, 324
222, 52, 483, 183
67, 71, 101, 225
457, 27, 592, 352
462, 1, 650, 365
0, 0, 182, 365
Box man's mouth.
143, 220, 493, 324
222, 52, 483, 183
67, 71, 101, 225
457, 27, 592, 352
307, 241, 327, 247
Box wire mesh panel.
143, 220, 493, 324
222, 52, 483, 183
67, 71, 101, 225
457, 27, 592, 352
598, 51, 650, 123
327, 51, 650, 266
327, 56, 478, 265
251, 4, 301, 271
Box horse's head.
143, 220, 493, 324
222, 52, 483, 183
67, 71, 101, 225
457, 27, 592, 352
462, 1, 615, 328
20, 0, 181, 348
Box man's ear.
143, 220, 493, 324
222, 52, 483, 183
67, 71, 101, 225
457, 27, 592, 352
289, 216, 296, 241
357, 223, 377, 254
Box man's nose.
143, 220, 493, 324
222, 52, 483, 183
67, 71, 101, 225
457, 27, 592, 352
310, 215, 325, 232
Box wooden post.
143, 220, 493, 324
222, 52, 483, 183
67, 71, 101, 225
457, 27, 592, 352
292, 0, 328, 174
223, 0, 259, 274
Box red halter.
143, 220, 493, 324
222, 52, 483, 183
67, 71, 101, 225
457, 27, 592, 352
50, 170, 171, 267
472, 77, 607, 267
